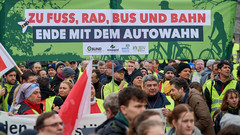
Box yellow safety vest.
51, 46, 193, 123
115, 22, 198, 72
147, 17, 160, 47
103, 81, 128, 98
41, 96, 55, 112
165, 96, 174, 132
232, 64, 239, 80
203, 79, 211, 93
77, 67, 83, 80
159, 81, 164, 93
206, 80, 237, 116
165, 96, 174, 111
32, 109, 40, 114
232, 43, 239, 63
96, 98, 105, 113
153, 72, 159, 80
0, 83, 19, 112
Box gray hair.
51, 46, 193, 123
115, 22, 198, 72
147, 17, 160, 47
103, 93, 119, 115
98, 61, 106, 66
195, 59, 204, 65
143, 60, 153, 65
143, 75, 158, 86
33, 62, 41, 67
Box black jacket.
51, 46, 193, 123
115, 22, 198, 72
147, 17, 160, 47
146, 91, 170, 109
40, 86, 57, 100
214, 107, 240, 134
50, 75, 63, 94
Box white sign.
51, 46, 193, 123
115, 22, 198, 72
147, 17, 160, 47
0, 111, 106, 135
83, 42, 148, 55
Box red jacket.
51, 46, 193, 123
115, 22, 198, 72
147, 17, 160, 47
16, 99, 43, 115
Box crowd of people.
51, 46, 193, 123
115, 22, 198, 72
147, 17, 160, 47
0, 59, 240, 135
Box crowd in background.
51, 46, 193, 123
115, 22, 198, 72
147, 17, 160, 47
0, 58, 240, 135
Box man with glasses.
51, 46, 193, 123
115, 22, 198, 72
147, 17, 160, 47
36, 111, 64, 135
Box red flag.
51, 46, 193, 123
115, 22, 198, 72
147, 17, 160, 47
0, 43, 16, 76
59, 57, 92, 135
0, 56, 7, 72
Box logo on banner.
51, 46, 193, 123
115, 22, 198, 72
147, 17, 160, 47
87, 46, 102, 52
107, 45, 119, 52
122, 44, 130, 52
132, 46, 146, 52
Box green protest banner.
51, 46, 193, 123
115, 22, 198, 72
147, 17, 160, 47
0, 0, 237, 61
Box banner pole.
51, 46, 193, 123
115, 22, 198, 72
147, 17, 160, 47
112, 56, 115, 93
14, 65, 23, 76
1, 76, 4, 111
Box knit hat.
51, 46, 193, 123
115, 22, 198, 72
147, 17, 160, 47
16, 83, 40, 104
62, 67, 75, 78
47, 63, 56, 71
105, 62, 116, 69
164, 66, 175, 74
163, 81, 171, 94
206, 59, 215, 67
177, 63, 191, 77
131, 70, 143, 83
56, 62, 65, 70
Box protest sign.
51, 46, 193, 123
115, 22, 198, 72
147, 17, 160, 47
0, 0, 237, 60
0, 109, 165, 135
0, 111, 106, 135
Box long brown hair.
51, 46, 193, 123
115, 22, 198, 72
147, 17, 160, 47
220, 89, 240, 111
167, 104, 193, 125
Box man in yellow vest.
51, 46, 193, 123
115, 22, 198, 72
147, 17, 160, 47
232, 36, 239, 64
204, 61, 240, 117
0, 68, 19, 112
103, 65, 128, 98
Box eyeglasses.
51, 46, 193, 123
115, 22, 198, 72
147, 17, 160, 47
43, 122, 65, 128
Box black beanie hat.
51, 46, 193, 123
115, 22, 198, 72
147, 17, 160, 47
176, 63, 190, 77
164, 66, 175, 74
131, 69, 143, 83
56, 62, 65, 70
